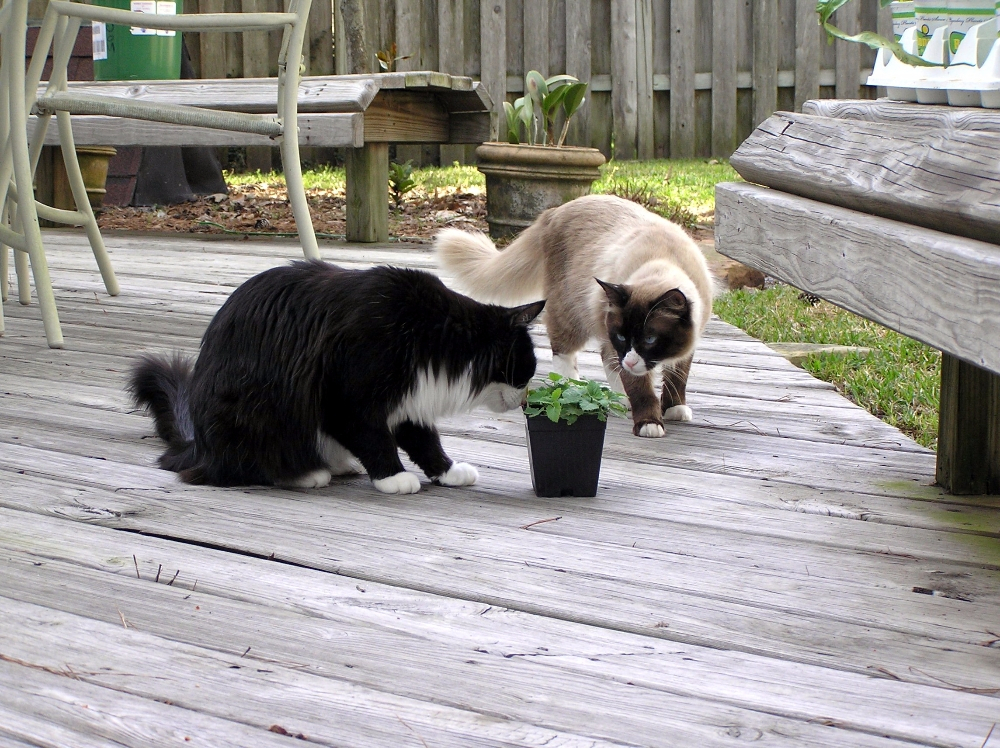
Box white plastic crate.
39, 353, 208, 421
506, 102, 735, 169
867, 21, 1000, 108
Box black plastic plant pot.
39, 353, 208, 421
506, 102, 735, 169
524, 414, 607, 497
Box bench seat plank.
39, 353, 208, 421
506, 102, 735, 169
714, 181, 1000, 374
730, 111, 1000, 245
29, 112, 364, 147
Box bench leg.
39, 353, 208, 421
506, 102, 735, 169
345, 143, 388, 243
936, 353, 1000, 494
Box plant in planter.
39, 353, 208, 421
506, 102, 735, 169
523, 373, 628, 497
477, 71, 606, 240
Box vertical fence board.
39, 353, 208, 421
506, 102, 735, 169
636, 0, 654, 159
711, 0, 737, 156
307, 0, 334, 75
589, 0, 612, 156
550, 0, 566, 75
834, 1, 860, 99
523, 0, 549, 76
198, 0, 228, 78
185, 0, 201, 75
439, 0, 466, 163
793, 0, 820, 111
668, 0, 694, 158
564, 0, 591, 146
481, 0, 506, 141
611, 0, 638, 159
242, 0, 272, 172
224, 0, 243, 78
506, 0, 524, 81
752, 0, 778, 128
651, 0, 668, 157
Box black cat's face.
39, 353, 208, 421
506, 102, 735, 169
477, 300, 545, 412
597, 279, 694, 377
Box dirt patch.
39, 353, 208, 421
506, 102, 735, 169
97, 183, 487, 243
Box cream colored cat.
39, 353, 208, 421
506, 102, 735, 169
435, 194, 713, 437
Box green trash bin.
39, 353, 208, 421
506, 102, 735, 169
92, 0, 183, 80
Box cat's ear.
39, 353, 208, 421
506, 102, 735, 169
653, 288, 689, 314
595, 278, 630, 308
509, 299, 546, 327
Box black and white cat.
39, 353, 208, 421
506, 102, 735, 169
129, 261, 544, 493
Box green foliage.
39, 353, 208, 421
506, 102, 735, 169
524, 373, 628, 425
388, 160, 417, 207
817, 0, 939, 67
714, 284, 941, 449
504, 71, 589, 146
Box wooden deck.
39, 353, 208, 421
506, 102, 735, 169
1, 231, 998, 748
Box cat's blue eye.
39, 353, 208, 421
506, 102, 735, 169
614, 333, 626, 343
643, 335, 657, 346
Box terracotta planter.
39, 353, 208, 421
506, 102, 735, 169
524, 414, 607, 497
53, 146, 117, 211
476, 142, 605, 240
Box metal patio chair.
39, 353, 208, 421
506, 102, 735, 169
2, 0, 315, 348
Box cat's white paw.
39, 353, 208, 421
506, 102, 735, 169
287, 468, 332, 488
318, 433, 363, 475
436, 462, 478, 487
637, 422, 666, 438
662, 404, 693, 422
372, 471, 422, 494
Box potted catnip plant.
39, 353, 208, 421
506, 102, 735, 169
523, 373, 628, 497
477, 71, 606, 239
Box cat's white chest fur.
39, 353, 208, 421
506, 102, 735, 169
388, 367, 522, 427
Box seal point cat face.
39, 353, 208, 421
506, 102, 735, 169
596, 278, 694, 376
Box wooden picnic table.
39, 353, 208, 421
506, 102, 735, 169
30, 71, 493, 242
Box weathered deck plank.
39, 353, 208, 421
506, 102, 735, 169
1, 232, 998, 747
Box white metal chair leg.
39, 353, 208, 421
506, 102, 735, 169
14, 245, 29, 303
0, 243, 7, 302
6, 0, 62, 347
56, 111, 119, 295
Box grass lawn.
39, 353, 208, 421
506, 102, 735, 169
715, 287, 940, 449
225, 157, 938, 449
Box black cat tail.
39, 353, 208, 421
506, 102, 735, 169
128, 353, 201, 478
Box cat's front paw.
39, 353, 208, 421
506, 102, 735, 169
372, 471, 422, 494
662, 404, 693, 422
286, 468, 333, 488
435, 462, 478, 487
635, 421, 665, 438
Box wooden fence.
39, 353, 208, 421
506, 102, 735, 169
181, 0, 892, 161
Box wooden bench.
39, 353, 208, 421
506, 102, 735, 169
714, 100, 1000, 495
30, 71, 492, 242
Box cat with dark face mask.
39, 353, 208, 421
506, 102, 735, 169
436, 194, 712, 438
129, 261, 544, 492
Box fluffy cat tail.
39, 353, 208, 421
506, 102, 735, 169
128, 354, 199, 475
435, 227, 545, 304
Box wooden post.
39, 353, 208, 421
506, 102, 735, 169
794, 0, 820, 112
752, 0, 778, 129
669, 0, 695, 159
346, 143, 389, 243
936, 354, 1000, 495
611, 0, 638, 159
834, 0, 861, 100
711, 0, 737, 157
